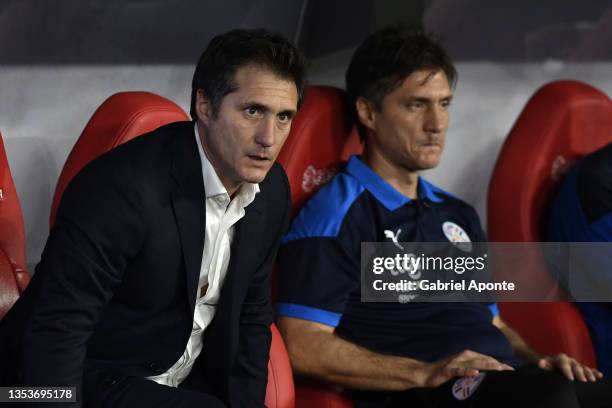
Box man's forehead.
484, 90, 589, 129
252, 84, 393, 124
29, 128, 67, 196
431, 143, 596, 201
233, 65, 294, 88
230, 66, 298, 108
397, 69, 452, 97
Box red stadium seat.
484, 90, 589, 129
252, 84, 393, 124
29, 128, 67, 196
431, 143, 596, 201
488, 80, 612, 367
49, 91, 190, 227
50, 91, 294, 408
0, 132, 29, 320
276, 86, 362, 408
277, 86, 362, 214
266, 324, 295, 408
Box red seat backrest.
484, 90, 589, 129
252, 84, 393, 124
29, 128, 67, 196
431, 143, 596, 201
277, 86, 362, 215
0, 132, 29, 319
488, 80, 612, 366
49, 91, 189, 227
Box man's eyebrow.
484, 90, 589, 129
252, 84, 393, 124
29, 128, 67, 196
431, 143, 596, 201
278, 109, 297, 118
239, 101, 269, 111
404, 95, 454, 103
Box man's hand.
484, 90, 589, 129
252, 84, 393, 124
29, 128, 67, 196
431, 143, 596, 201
537, 354, 604, 382
423, 350, 514, 388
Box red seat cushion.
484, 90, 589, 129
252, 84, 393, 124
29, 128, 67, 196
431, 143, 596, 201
0, 133, 27, 271
265, 323, 295, 408
0, 248, 20, 320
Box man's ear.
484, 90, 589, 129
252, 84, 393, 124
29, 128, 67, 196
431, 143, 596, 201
195, 89, 213, 126
355, 96, 377, 132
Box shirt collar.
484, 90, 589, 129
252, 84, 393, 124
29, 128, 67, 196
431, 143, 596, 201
194, 123, 260, 202
345, 155, 443, 211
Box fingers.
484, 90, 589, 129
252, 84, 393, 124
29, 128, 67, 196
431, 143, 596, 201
582, 365, 598, 382
576, 363, 602, 382
537, 358, 553, 370
427, 351, 516, 388
449, 366, 480, 378
571, 360, 588, 382
454, 350, 514, 372
556, 354, 575, 381
548, 354, 602, 382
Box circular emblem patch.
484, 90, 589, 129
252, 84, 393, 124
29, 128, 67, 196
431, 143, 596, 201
452, 373, 486, 400
442, 221, 472, 252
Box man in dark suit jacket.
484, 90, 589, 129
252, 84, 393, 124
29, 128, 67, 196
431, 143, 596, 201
0, 28, 306, 407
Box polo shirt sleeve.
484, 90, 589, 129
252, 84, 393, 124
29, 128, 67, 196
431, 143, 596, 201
276, 236, 359, 328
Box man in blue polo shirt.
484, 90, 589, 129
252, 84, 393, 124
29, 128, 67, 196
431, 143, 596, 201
548, 142, 612, 376
277, 25, 611, 407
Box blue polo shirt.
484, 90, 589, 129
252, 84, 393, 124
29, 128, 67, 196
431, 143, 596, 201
277, 156, 514, 364
547, 142, 612, 376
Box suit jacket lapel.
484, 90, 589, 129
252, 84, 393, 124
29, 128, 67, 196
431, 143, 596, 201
220, 193, 266, 310
169, 124, 205, 313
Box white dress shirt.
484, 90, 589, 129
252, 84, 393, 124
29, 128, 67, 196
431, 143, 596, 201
147, 124, 259, 387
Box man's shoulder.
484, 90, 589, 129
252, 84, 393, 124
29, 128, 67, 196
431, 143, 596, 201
283, 171, 365, 243
96, 120, 192, 164
575, 142, 612, 226
72, 121, 191, 182
578, 142, 612, 193
60, 121, 193, 208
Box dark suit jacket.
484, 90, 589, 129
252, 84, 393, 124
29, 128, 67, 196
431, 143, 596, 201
0, 121, 291, 407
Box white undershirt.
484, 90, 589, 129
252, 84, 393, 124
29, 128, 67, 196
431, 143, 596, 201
147, 123, 259, 387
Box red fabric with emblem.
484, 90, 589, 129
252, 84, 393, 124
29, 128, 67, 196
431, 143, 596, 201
488, 80, 612, 367
277, 86, 362, 215
49, 91, 190, 227
50, 92, 293, 408
276, 86, 361, 408
0, 133, 29, 319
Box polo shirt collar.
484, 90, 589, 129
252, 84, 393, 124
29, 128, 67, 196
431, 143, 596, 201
345, 155, 443, 211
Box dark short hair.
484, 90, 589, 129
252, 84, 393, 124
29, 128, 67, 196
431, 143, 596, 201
190, 28, 307, 120
345, 25, 457, 137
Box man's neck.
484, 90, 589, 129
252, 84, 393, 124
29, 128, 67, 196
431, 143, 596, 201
196, 122, 242, 197
362, 148, 419, 200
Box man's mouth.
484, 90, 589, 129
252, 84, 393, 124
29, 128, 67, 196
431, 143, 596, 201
247, 154, 270, 162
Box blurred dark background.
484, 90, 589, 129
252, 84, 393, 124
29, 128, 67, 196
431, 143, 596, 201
1, 0, 611, 64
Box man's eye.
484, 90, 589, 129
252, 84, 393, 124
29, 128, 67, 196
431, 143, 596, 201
245, 107, 261, 118
441, 101, 452, 109
278, 114, 291, 124
409, 102, 425, 110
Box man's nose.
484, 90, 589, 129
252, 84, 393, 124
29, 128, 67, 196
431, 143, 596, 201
255, 117, 276, 148
424, 106, 446, 134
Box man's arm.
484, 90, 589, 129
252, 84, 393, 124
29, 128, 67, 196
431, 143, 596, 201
279, 316, 513, 391
493, 316, 603, 382
20, 157, 145, 404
